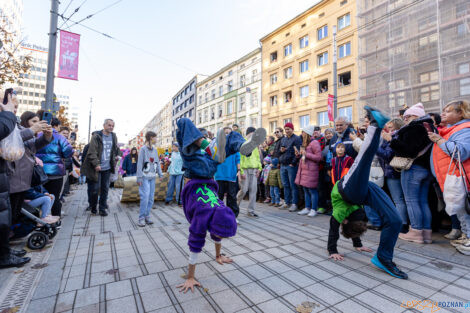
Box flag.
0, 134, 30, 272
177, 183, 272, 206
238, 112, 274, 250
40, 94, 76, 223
246, 87, 251, 92
58, 30, 80, 80
327, 94, 334, 121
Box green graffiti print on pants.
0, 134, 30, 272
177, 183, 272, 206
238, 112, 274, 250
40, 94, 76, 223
196, 184, 220, 208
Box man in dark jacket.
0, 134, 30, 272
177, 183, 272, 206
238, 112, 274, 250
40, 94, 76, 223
0, 92, 31, 268
272, 127, 284, 159
81, 119, 121, 216
279, 122, 302, 211
328, 116, 358, 159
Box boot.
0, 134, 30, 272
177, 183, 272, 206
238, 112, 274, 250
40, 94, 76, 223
423, 229, 432, 244
0, 254, 31, 269
399, 228, 424, 244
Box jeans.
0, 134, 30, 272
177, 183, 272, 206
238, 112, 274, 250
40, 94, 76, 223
401, 165, 432, 230
456, 210, 470, 237
451, 214, 461, 230
303, 187, 318, 211
177, 118, 245, 179
280, 165, 298, 205
364, 205, 382, 227
79, 175, 86, 184
237, 168, 258, 214
217, 180, 239, 217
339, 126, 402, 262
88, 170, 111, 211
165, 174, 183, 203
387, 177, 408, 226
44, 177, 65, 216
139, 178, 156, 219
270, 186, 280, 204
28, 195, 55, 218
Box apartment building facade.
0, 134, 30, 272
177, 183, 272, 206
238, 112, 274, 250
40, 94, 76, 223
260, 0, 358, 133
357, 0, 470, 115
171, 76, 199, 139
155, 101, 172, 149
196, 48, 262, 134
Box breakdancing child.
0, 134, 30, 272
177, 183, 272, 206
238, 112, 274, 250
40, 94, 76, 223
176, 118, 266, 293
327, 106, 408, 280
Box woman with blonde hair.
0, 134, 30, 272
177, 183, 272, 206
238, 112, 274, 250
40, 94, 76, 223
428, 100, 470, 255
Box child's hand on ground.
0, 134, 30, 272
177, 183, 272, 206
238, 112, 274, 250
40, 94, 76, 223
216, 254, 233, 265
329, 253, 344, 261
176, 277, 201, 293
355, 246, 373, 253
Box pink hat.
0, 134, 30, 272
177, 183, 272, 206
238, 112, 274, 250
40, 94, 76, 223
404, 103, 425, 118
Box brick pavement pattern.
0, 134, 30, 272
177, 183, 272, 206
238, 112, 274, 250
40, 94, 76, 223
1, 186, 469, 313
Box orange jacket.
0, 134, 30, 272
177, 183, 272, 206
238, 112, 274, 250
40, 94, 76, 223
432, 121, 470, 191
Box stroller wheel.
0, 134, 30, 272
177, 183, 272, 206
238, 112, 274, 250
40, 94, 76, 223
27, 232, 48, 250
48, 227, 58, 239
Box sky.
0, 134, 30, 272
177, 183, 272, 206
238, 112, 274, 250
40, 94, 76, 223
22, 0, 318, 143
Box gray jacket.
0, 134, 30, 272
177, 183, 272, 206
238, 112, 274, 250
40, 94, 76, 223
136, 145, 163, 182
8, 126, 52, 193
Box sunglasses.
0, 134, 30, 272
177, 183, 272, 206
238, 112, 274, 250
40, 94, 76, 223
274, 131, 280, 134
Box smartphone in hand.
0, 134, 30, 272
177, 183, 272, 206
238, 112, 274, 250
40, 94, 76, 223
42, 111, 53, 125
2, 88, 13, 105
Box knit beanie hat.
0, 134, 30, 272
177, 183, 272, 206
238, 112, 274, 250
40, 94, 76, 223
284, 122, 294, 130
263, 156, 271, 163
246, 127, 256, 136
271, 158, 279, 167
301, 125, 315, 136
404, 103, 425, 118
209, 205, 237, 238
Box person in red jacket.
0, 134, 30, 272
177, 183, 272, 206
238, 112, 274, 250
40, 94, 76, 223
295, 125, 322, 217
330, 143, 354, 185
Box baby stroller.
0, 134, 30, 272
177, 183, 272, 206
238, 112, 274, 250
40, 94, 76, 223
10, 202, 61, 250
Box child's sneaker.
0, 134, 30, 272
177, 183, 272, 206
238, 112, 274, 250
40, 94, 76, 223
455, 238, 470, 255
371, 254, 408, 279
307, 210, 318, 217
137, 219, 146, 227
263, 198, 271, 203
145, 217, 154, 225
298, 208, 310, 215
240, 128, 267, 156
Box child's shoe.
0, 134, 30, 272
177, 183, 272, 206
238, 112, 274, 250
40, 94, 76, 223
240, 128, 267, 156
145, 217, 154, 225
137, 219, 146, 227
298, 208, 310, 215
307, 210, 318, 217
371, 254, 408, 279
263, 198, 271, 203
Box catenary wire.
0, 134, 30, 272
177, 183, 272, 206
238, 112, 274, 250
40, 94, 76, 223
64, 0, 124, 31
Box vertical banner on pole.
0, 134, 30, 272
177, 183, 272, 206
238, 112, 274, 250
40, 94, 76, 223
327, 94, 334, 122
58, 30, 80, 80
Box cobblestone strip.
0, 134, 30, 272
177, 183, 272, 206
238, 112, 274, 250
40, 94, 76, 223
100, 215, 105, 233
83, 234, 95, 288
150, 210, 168, 226
143, 228, 174, 270
99, 284, 106, 313
125, 211, 138, 230
127, 231, 149, 276
130, 278, 145, 313
113, 213, 122, 232
108, 231, 120, 281
157, 272, 184, 313
82, 213, 91, 236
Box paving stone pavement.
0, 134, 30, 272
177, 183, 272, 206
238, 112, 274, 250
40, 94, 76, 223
1, 185, 469, 313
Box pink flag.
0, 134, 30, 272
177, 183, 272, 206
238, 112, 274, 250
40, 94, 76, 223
58, 30, 80, 80
327, 94, 334, 121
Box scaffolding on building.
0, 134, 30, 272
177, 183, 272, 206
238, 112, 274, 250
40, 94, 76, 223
357, 0, 470, 118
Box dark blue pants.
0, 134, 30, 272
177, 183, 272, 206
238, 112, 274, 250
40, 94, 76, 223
88, 170, 111, 211
340, 126, 401, 262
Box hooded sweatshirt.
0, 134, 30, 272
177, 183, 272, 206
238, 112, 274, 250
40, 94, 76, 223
181, 178, 237, 253
136, 145, 163, 182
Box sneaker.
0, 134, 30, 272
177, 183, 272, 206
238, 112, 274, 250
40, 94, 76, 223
289, 204, 299, 212
247, 212, 259, 218
450, 234, 468, 247
279, 203, 290, 210
91, 208, 97, 215
236, 218, 240, 225
317, 207, 326, 214
137, 219, 146, 227
274, 203, 281, 207
298, 208, 310, 215
99, 210, 108, 217
0, 254, 31, 269
456, 239, 470, 255
307, 210, 318, 217
145, 217, 154, 225
444, 229, 462, 240
9, 249, 27, 257
364, 105, 390, 129
371, 254, 408, 279
240, 128, 267, 156
263, 199, 271, 203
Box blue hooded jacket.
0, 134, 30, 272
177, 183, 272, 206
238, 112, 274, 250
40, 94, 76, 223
36, 129, 73, 176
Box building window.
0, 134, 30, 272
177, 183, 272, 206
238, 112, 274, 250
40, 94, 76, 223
338, 42, 351, 58
459, 63, 470, 95
300, 60, 309, 73
240, 63, 245, 69
218, 104, 223, 118
211, 89, 216, 100
205, 92, 208, 102
251, 92, 258, 108
418, 33, 437, 47
284, 91, 292, 103
300, 85, 309, 98
420, 84, 439, 102
204, 109, 208, 122
227, 100, 233, 114
270, 73, 278, 85
239, 95, 245, 111
270, 95, 278, 106
228, 70, 233, 76
339, 106, 352, 121
189, 108, 193, 117
420, 71, 438, 83
338, 72, 351, 87
240, 75, 246, 87
318, 111, 329, 126
299, 35, 309, 49
269, 121, 278, 134
210, 107, 215, 120
318, 52, 328, 66
299, 115, 310, 128
317, 25, 328, 40
252, 69, 258, 83
457, 23, 466, 36
283, 118, 292, 125
284, 44, 292, 56
318, 79, 328, 93
284, 67, 293, 79
219, 86, 223, 97
389, 92, 405, 108
198, 95, 202, 104
338, 13, 350, 30
270, 51, 278, 62
228, 80, 233, 92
